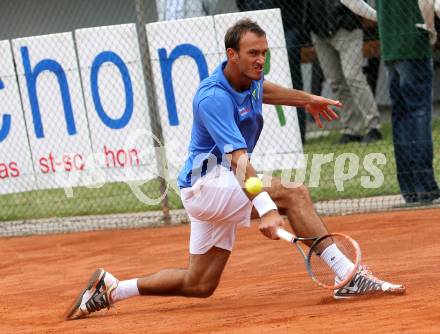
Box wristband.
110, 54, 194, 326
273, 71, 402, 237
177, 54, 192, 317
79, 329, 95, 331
252, 191, 278, 217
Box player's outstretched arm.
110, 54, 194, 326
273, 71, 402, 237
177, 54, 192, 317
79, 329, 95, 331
262, 81, 342, 128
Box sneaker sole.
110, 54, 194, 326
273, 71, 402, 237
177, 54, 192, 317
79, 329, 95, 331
334, 285, 406, 300
65, 268, 105, 320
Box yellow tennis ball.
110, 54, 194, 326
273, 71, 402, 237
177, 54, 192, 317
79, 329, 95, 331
245, 177, 263, 195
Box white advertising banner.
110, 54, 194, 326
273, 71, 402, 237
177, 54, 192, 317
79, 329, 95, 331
214, 9, 304, 171
146, 16, 221, 178
75, 24, 158, 183
1, 9, 303, 197
0, 40, 35, 194
12, 33, 94, 190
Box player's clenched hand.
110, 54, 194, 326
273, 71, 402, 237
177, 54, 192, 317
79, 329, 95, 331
259, 210, 286, 240
305, 96, 341, 128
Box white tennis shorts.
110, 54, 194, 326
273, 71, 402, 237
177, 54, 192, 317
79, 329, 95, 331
180, 165, 253, 254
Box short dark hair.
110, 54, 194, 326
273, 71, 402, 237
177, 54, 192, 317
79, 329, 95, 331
224, 18, 266, 51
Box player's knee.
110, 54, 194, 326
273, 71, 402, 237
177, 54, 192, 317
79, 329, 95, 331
193, 283, 218, 298
288, 183, 310, 203
184, 273, 219, 298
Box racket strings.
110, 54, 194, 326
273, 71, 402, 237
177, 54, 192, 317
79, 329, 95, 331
307, 235, 359, 288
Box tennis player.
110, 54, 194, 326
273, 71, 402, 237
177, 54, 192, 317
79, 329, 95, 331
66, 19, 404, 320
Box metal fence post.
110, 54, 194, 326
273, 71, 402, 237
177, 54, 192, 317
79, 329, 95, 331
134, 0, 171, 225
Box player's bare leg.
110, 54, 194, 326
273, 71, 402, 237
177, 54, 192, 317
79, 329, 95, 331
66, 247, 230, 319
137, 246, 230, 297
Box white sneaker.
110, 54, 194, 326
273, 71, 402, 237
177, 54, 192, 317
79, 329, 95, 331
334, 265, 405, 299
65, 268, 118, 320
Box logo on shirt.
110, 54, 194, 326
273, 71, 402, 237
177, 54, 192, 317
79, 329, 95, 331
239, 107, 251, 116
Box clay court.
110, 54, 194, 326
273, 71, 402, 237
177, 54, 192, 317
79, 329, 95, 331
1, 208, 439, 334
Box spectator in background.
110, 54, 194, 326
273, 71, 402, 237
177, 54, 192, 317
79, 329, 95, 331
236, 0, 308, 144
342, 0, 440, 204
156, 0, 218, 20
300, 21, 325, 97
305, 0, 383, 144
361, 0, 381, 96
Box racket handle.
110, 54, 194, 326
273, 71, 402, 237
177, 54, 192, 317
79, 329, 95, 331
277, 228, 294, 243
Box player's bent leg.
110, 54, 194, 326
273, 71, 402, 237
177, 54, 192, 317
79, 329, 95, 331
65, 247, 230, 320
137, 246, 230, 298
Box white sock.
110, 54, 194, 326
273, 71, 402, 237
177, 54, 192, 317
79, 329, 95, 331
320, 244, 355, 280
111, 278, 140, 303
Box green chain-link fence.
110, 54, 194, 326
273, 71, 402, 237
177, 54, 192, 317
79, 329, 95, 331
0, 0, 439, 236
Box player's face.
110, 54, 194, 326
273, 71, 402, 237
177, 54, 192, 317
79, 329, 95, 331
236, 32, 268, 80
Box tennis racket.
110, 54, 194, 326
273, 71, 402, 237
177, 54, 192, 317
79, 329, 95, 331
276, 228, 361, 290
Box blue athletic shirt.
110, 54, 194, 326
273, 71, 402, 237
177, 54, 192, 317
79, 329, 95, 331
177, 60, 264, 188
